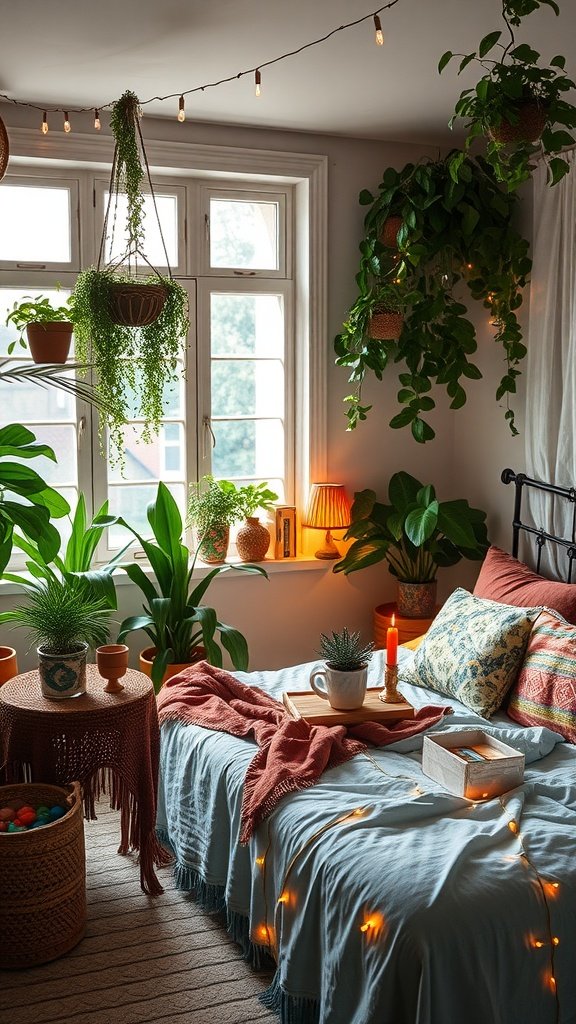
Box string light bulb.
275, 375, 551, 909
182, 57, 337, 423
94, 109, 101, 131
255, 856, 265, 867
41, 111, 48, 135
508, 820, 519, 835
63, 112, 71, 133
255, 69, 262, 97
177, 95, 185, 122
373, 14, 384, 45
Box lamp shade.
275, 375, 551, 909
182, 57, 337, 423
303, 483, 351, 529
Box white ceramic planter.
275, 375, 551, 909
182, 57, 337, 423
38, 643, 88, 699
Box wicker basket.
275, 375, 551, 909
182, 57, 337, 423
368, 309, 404, 341
108, 282, 167, 326
488, 102, 547, 145
0, 781, 86, 968
0, 115, 9, 181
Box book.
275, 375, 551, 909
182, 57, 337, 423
274, 506, 296, 558
451, 744, 506, 763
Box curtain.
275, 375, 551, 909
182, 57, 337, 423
524, 150, 576, 578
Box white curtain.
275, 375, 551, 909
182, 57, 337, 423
525, 149, 576, 577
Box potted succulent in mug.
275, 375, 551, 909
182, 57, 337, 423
0, 575, 111, 699
310, 627, 374, 711
334, 471, 489, 618
186, 476, 244, 564
5, 294, 76, 364
236, 482, 279, 562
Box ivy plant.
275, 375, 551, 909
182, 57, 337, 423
334, 153, 531, 441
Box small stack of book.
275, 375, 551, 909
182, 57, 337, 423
274, 505, 296, 558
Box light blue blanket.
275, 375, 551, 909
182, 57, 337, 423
157, 648, 576, 1024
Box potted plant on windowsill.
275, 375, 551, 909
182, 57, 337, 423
5, 294, 76, 364
115, 482, 268, 693
186, 476, 244, 564
236, 482, 279, 562
333, 471, 489, 617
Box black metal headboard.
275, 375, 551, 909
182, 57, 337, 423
502, 469, 576, 582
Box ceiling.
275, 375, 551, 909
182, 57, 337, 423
0, 0, 574, 143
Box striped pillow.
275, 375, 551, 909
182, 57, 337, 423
508, 612, 576, 743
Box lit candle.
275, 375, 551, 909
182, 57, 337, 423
386, 614, 398, 666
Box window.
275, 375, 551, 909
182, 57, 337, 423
0, 144, 325, 567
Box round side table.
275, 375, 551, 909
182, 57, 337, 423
374, 602, 439, 648
0, 665, 171, 895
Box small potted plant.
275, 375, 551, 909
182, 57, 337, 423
367, 284, 406, 341
334, 471, 489, 617
236, 482, 279, 562
0, 575, 111, 698
186, 476, 244, 564
5, 294, 76, 363
310, 627, 374, 711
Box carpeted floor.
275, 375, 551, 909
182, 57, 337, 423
3, 802, 276, 1024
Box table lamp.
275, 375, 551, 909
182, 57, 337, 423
303, 483, 352, 559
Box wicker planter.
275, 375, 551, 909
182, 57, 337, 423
26, 322, 73, 364
139, 645, 207, 687
488, 102, 548, 144
108, 282, 167, 327
397, 580, 438, 619
38, 642, 88, 699
236, 517, 271, 562
0, 115, 8, 181
0, 781, 86, 967
379, 215, 403, 248
368, 309, 404, 341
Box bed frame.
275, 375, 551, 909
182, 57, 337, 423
501, 467, 576, 582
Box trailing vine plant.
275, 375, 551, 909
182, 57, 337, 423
334, 153, 531, 441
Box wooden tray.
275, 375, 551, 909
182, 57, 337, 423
282, 688, 414, 726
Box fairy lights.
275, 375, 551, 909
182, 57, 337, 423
63, 112, 71, 133
373, 14, 384, 45
94, 108, 101, 130
41, 111, 48, 134
255, 69, 262, 97
177, 95, 185, 122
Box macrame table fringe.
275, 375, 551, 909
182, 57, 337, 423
261, 971, 321, 1024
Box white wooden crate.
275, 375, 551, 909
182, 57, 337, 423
422, 729, 525, 800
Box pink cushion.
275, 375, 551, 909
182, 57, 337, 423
507, 612, 576, 743
473, 546, 576, 625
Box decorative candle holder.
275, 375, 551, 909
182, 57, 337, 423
383, 664, 404, 704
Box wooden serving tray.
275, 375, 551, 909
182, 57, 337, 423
282, 688, 414, 726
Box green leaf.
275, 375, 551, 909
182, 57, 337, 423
218, 624, 249, 671
550, 55, 566, 69
405, 501, 439, 546
436, 502, 479, 549
438, 50, 453, 73
389, 408, 415, 429
388, 472, 421, 512
478, 31, 501, 57
359, 189, 374, 206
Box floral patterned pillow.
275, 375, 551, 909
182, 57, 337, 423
403, 588, 540, 718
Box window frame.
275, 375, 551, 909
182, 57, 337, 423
197, 183, 290, 279
0, 173, 80, 273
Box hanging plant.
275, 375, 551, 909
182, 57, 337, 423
439, 0, 576, 191
334, 153, 531, 442
73, 90, 189, 462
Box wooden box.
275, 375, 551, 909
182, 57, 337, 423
422, 729, 525, 800
283, 688, 414, 727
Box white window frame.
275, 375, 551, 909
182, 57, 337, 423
0, 173, 81, 273
197, 183, 290, 280
93, 177, 188, 278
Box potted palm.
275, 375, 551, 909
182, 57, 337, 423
186, 476, 244, 564
116, 482, 267, 692
5, 294, 76, 363
235, 482, 279, 562
334, 471, 489, 617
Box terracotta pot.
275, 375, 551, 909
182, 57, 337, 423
488, 102, 548, 145
0, 646, 18, 685
368, 310, 404, 341
108, 283, 167, 327
96, 643, 129, 694
397, 581, 437, 619
139, 645, 207, 687
236, 517, 271, 562
38, 642, 88, 699
197, 524, 230, 564
379, 215, 403, 248
26, 322, 73, 364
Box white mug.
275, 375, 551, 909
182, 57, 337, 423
310, 665, 368, 711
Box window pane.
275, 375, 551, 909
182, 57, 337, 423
1, 286, 74, 359
212, 359, 284, 418
211, 293, 283, 357
0, 185, 71, 263
122, 365, 184, 420
212, 419, 284, 479
210, 198, 278, 269
10, 424, 78, 486
107, 483, 185, 547
104, 193, 178, 267
0, 362, 75, 421
108, 422, 185, 483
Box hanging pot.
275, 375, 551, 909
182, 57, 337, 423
236, 517, 271, 562
379, 215, 403, 248
197, 523, 230, 564
368, 309, 404, 341
397, 581, 437, 619
38, 643, 88, 699
26, 322, 73, 364
488, 102, 548, 145
108, 282, 167, 327
0, 115, 8, 181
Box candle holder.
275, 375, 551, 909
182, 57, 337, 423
382, 664, 404, 704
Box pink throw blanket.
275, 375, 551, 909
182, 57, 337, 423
157, 662, 452, 843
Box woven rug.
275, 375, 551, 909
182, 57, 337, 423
2, 802, 275, 1024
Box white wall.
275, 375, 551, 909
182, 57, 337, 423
0, 107, 527, 671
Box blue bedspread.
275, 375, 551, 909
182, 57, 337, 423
157, 648, 576, 1024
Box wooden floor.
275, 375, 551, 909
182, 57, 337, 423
2, 803, 275, 1024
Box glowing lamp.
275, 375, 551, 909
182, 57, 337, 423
303, 483, 351, 560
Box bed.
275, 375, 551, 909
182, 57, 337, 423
156, 471, 576, 1024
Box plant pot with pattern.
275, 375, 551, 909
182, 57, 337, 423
236, 482, 279, 562
186, 476, 243, 564
5, 295, 75, 364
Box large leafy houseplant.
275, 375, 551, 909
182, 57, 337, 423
334, 472, 489, 583
440, 0, 576, 190
117, 482, 267, 692
335, 154, 531, 440
73, 90, 189, 461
